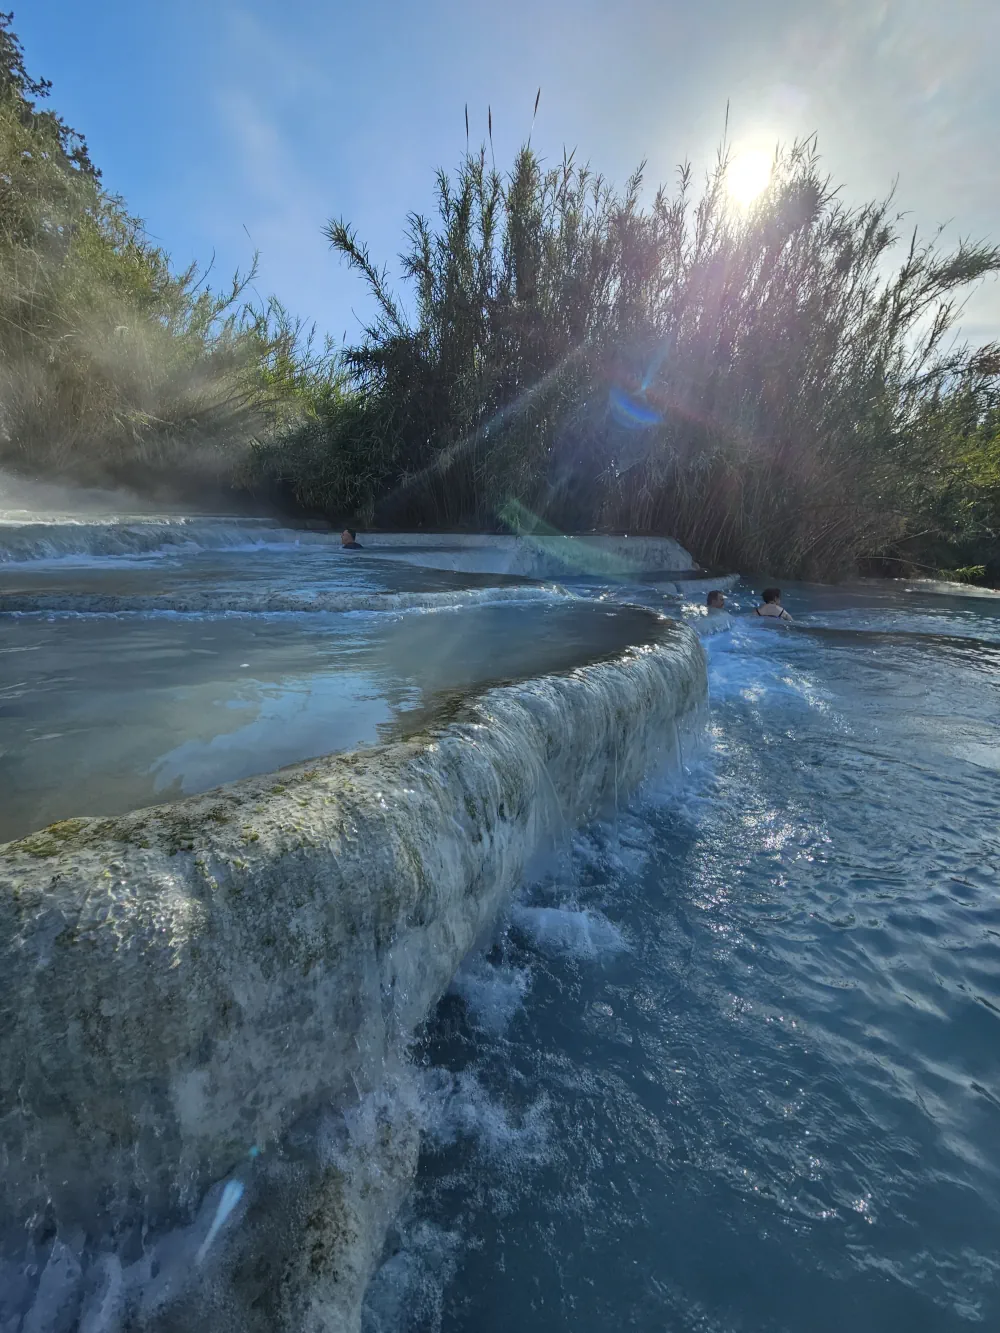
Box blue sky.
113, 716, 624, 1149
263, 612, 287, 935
19, 0, 1000, 347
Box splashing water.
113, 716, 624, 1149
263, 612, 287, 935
194, 1180, 245, 1266
366, 579, 1000, 1333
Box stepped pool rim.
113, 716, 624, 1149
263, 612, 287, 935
0, 614, 707, 1333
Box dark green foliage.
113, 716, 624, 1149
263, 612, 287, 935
3, 8, 999, 579
0, 14, 331, 498
0, 11, 96, 177
255, 135, 1000, 577
888, 354, 1000, 582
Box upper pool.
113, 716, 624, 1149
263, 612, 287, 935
0, 595, 665, 843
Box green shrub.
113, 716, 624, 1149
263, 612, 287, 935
260, 132, 999, 576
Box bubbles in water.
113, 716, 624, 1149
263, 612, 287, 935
705, 629, 834, 714
419, 1068, 549, 1160
450, 956, 531, 1033
363, 1219, 462, 1333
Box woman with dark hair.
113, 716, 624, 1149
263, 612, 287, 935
755, 588, 792, 621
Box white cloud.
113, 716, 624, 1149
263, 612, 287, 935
185, 0, 1000, 343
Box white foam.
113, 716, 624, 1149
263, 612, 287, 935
510, 905, 628, 959
673, 574, 740, 597
898, 578, 1000, 601
0, 516, 329, 565
689, 609, 735, 638
418, 1068, 549, 1160
705, 629, 833, 713
362, 1219, 461, 1333
450, 956, 531, 1033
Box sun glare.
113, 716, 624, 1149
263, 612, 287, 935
726, 147, 773, 208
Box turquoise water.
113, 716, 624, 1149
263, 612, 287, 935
365, 581, 1000, 1333
3, 509, 998, 1331
0, 540, 532, 599
2, 519, 676, 842
0, 596, 660, 842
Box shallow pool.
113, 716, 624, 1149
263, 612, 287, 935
0, 596, 664, 843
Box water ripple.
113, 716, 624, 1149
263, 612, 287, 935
376, 582, 1000, 1333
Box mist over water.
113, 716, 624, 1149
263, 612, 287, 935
0, 469, 263, 521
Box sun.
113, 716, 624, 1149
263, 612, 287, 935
726, 147, 773, 209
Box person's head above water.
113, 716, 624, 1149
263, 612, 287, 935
756, 586, 793, 621
340, 528, 360, 547
706, 590, 726, 610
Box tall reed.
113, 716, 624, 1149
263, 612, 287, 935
267, 135, 999, 575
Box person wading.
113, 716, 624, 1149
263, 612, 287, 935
755, 588, 792, 622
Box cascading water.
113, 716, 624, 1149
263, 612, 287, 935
2, 509, 996, 1333
0, 514, 297, 563
0, 513, 709, 1332
363, 581, 1000, 1333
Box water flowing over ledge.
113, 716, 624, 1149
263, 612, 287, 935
0, 579, 740, 617
0, 516, 697, 581
0, 584, 568, 616
0, 516, 302, 564
348, 532, 697, 579
0, 618, 706, 1333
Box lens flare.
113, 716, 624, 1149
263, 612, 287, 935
726, 147, 773, 208
608, 387, 662, 429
